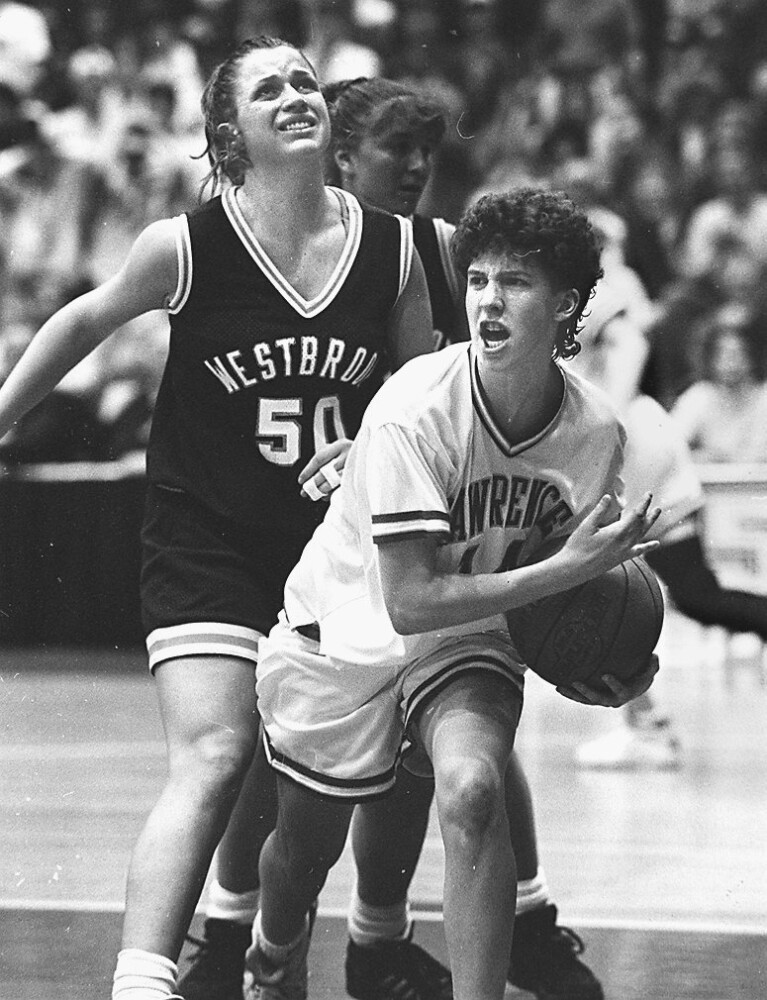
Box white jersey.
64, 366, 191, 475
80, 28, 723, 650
284, 343, 625, 667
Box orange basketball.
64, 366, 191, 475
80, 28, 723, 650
506, 555, 664, 692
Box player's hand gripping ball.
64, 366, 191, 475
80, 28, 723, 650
506, 539, 664, 694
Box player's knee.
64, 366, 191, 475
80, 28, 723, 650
435, 757, 505, 841
168, 724, 258, 793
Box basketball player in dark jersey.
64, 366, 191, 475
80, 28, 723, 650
184, 77, 604, 1000
0, 40, 436, 1000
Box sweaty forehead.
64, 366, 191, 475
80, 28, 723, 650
236, 46, 314, 87
469, 247, 543, 273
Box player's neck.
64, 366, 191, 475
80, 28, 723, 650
480, 360, 564, 444
238, 167, 329, 237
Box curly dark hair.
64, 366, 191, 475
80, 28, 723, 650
197, 36, 317, 195
451, 188, 604, 360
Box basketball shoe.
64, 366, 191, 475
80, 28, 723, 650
575, 716, 681, 770
243, 910, 313, 1000
177, 918, 252, 1000
345, 924, 453, 1000
508, 904, 604, 1000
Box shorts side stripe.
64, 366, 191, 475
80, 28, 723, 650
146, 622, 262, 671
262, 731, 397, 801
404, 653, 524, 729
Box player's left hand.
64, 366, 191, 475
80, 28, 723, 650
556, 653, 660, 707
299, 438, 352, 501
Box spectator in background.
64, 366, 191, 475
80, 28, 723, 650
0, 1, 51, 97
0, 117, 88, 327
611, 147, 683, 301
449, 0, 511, 137
299, 0, 382, 83
384, 0, 453, 90
671, 311, 767, 464
79, 113, 198, 287
680, 145, 767, 279
41, 45, 123, 168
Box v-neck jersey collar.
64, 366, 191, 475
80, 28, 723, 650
469, 350, 567, 456
222, 185, 363, 319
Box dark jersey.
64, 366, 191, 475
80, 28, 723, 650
412, 214, 463, 350
147, 186, 413, 530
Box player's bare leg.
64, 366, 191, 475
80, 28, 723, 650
346, 769, 453, 999
177, 734, 277, 1000
418, 671, 521, 1000
245, 781, 354, 999
215, 733, 277, 892
352, 766, 434, 907
114, 656, 260, 1000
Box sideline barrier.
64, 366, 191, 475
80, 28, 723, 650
0, 454, 146, 646
698, 463, 767, 595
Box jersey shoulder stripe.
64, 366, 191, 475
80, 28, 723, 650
167, 214, 192, 314
396, 214, 414, 297
431, 217, 460, 302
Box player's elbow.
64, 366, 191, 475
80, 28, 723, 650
385, 593, 429, 635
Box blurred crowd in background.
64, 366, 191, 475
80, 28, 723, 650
2, 0, 767, 464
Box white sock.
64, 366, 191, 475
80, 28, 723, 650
515, 868, 551, 916
348, 881, 410, 946
253, 909, 309, 963
112, 949, 178, 1000
206, 879, 260, 924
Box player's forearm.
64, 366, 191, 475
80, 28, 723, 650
0, 301, 107, 440
385, 559, 585, 635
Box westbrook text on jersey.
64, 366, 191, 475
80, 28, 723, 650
204, 337, 380, 392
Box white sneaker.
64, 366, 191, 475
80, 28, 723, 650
575, 721, 682, 770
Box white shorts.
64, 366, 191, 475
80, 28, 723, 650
256, 611, 525, 799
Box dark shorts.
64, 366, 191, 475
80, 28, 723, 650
140, 483, 317, 671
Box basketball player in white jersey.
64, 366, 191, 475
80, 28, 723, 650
186, 79, 607, 1000
245, 188, 661, 1000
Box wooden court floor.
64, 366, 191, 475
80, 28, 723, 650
2, 609, 767, 999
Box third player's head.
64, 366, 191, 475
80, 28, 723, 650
324, 77, 446, 216
451, 188, 603, 361
200, 36, 329, 192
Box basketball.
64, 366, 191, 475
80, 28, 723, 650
506, 548, 664, 692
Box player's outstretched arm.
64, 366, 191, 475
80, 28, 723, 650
0, 218, 177, 442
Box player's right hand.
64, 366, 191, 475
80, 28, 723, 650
559, 653, 660, 707
298, 438, 352, 501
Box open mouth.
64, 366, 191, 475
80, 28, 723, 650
279, 117, 315, 133
480, 322, 510, 349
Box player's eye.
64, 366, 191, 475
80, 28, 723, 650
253, 82, 280, 100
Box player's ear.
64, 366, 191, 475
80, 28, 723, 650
554, 288, 580, 323
334, 146, 354, 177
